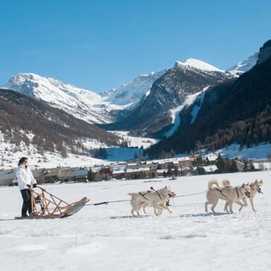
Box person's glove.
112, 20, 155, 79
33, 184, 37, 188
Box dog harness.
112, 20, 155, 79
139, 191, 151, 200
235, 187, 240, 199
215, 188, 227, 198
150, 187, 163, 200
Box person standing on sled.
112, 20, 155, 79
16, 157, 37, 217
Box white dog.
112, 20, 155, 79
242, 179, 263, 212
205, 180, 251, 214
128, 186, 176, 216
223, 179, 263, 213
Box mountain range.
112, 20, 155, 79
148, 40, 271, 157
103, 70, 165, 107
1, 40, 269, 160
0, 88, 121, 155
105, 58, 231, 136
5, 73, 116, 124
227, 53, 258, 76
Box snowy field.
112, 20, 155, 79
0, 171, 270, 271
0, 129, 158, 170
109, 130, 158, 149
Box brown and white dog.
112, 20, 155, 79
224, 179, 263, 213
205, 180, 251, 214
128, 186, 176, 216
241, 179, 263, 212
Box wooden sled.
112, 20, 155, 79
16, 186, 89, 219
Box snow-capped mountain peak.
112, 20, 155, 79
176, 58, 224, 72
227, 53, 258, 76
103, 70, 166, 106
6, 72, 101, 102
4, 73, 115, 124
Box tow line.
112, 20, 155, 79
86, 191, 206, 207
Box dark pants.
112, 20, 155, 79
20, 189, 32, 217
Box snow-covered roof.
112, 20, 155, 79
126, 167, 150, 173
202, 165, 218, 172
112, 167, 126, 174
253, 161, 271, 170
203, 153, 218, 161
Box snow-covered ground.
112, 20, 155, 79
0, 130, 112, 170
203, 143, 271, 161
219, 143, 271, 160
0, 129, 158, 169
89, 130, 156, 161
109, 131, 158, 149
0, 143, 107, 171
0, 171, 270, 271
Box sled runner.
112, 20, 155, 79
15, 186, 89, 219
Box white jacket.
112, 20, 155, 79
16, 166, 37, 190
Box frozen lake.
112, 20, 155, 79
0, 171, 270, 271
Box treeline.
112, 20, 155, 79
198, 105, 271, 151
192, 154, 255, 174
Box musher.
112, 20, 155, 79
16, 157, 37, 217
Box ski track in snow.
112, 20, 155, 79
0, 171, 270, 271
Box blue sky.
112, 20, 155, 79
1, 0, 270, 91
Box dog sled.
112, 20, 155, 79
15, 186, 89, 219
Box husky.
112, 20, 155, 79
128, 186, 176, 216
205, 180, 251, 214
222, 180, 249, 213
222, 180, 232, 188
224, 179, 263, 213
242, 179, 263, 212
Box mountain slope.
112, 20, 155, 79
103, 70, 165, 107
0, 88, 121, 155
227, 53, 258, 76
148, 40, 271, 157
107, 59, 230, 136
4, 73, 118, 124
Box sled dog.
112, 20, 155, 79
223, 179, 263, 213
205, 180, 251, 214
243, 179, 263, 212
128, 186, 176, 216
